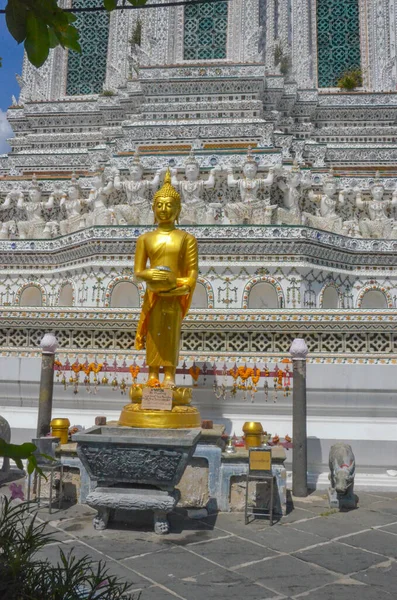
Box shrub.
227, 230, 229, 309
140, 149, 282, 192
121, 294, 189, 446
0, 497, 138, 600
337, 69, 363, 91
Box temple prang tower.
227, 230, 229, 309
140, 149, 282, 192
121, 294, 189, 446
1, 0, 397, 476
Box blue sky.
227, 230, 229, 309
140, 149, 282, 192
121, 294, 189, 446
0, 0, 24, 110
0, 0, 24, 152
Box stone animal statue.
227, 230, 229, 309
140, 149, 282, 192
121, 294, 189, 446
328, 442, 358, 509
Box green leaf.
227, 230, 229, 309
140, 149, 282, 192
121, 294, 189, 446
63, 25, 81, 52
5, 0, 27, 44
127, 0, 148, 6
27, 459, 35, 475
25, 11, 50, 67
0, 439, 36, 459
104, 0, 118, 10
14, 457, 23, 470
48, 28, 59, 49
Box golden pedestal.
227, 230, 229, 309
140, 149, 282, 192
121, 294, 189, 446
118, 384, 201, 429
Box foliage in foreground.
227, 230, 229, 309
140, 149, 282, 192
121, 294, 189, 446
0, 497, 137, 600
0, 438, 46, 477
4, 0, 147, 68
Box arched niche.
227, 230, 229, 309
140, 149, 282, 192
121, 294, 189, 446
191, 282, 208, 308
248, 282, 279, 309
110, 281, 140, 308
360, 290, 388, 309
58, 283, 74, 307
19, 286, 43, 307
322, 286, 339, 309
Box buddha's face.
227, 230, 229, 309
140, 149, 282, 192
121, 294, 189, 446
28, 187, 41, 202
324, 182, 336, 197
129, 165, 143, 181
243, 162, 257, 179
372, 185, 384, 201
153, 196, 179, 224
185, 163, 199, 182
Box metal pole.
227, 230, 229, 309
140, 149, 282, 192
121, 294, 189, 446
36, 333, 59, 438
290, 338, 308, 497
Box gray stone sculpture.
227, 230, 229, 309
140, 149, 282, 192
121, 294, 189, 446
356, 172, 397, 239
226, 147, 275, 224
303, 168, 349, 234
328, 442, 358, 510
73, 426, 201, 534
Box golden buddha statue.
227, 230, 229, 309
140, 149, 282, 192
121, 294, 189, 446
119, 170, 201, 428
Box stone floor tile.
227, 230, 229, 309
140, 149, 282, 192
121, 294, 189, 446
34, 540, 105, 565
41, 523, 72, 543
378, 522, 397, 534
254, 524, 328, 553
77, 534, 171, 560
329, 508, 397, 528
300, 582, 394, 600
134, 584, 184, 599
352, 560, 397, 594
91, 559, 155, 590
363, 500, 397, 516
286, 514, 377, 540
235, 554, 338, 596
165, 567, 281, 600
277, 507, 320, 523
340, 529, 397, 559
186, 537, 277, 568
123, 546, 216, 584
293, 540, 386, 574
200, 511, 275, 535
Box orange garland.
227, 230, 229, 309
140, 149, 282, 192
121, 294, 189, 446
129, 365, 140, 380
71, 363, 82, 374
238, 366, 253, 381
251, 366, 261, 385
189, 365, 201, 382
147, 378, 161, 388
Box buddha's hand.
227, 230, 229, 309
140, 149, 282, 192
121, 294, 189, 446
147, 268, 177, 287
158, 285, 190, 297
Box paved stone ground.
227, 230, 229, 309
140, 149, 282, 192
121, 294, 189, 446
10, 490, 397, 599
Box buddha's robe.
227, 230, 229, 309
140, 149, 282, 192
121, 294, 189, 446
134, 228, 198, 367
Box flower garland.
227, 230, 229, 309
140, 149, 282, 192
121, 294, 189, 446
188, 364, 201, 386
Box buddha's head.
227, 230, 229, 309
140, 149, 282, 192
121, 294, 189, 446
152, 170, 181, 224
28, 174, 41, 202
371, 172, 384, 201
184, 151, 199, 182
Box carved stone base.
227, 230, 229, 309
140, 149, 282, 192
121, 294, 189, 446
86, 487, 180, 534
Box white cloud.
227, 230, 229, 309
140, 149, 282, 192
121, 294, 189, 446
0, 110, 14, 155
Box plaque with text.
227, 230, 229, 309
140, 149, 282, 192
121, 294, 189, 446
249, 449, 272, 472
141, 387, 173, 411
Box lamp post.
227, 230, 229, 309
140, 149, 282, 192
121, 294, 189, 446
290, 337, 308, 497
36, 333, 59, 438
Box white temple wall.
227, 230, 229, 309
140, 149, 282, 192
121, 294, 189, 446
1, 357, 396, 470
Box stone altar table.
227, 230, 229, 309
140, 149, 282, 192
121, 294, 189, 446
73, 425, 201, 534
